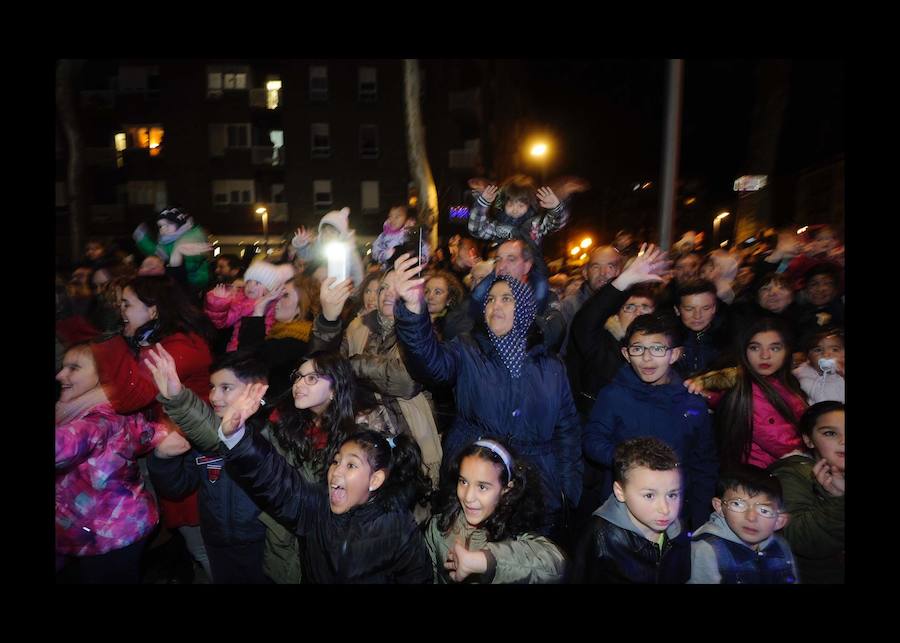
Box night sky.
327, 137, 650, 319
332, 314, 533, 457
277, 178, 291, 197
516, 59, 844, 242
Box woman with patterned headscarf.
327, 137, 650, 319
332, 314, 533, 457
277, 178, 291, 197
391, 254, 581, 543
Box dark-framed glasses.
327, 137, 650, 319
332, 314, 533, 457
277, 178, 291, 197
627, 344, 672, 357
621, 303, 654, 314
291, 370, 331, 386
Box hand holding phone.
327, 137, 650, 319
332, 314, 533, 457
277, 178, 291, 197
324, 241, 348, 286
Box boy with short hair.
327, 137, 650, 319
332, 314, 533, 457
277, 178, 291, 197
569, 437, 691, 584
583, 312, 718, 530
147, 350, 272, 584
689, 465, 799, 584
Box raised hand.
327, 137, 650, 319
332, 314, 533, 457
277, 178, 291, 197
554, 176, 590, 200
254, 284, 285, 315
392, 253, 425, 314
154, 430, 191, 459
612, 243, 669, 290
211, 283, 233, 300
536, 186, 560, 209
481, 185, 499, 203
220, 382, 269, 437
319, 277, 354, 321
293, 226, 314, 248
143, 343, 183, 399
813, 458, 845, 497
444, 539, 488, 582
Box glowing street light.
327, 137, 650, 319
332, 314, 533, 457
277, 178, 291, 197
570, 247, 580, 256
713, 211, 730, 246
580, 237, 592, 249
256, 206, 269, 248
530, 142, 548, 157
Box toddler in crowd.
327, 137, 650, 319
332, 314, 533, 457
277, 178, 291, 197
793, 327, 844, 404
371, 204, 417, 267
291, 207, 364, 287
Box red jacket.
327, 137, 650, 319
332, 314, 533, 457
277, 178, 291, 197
91, 331, 212, 527
746, 378, 807, 468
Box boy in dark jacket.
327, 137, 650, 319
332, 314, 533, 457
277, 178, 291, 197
569, 438, 690, 584
148, 351, 270, 583
689, 465, 799, 584
583, 312, 718, 531
673, 279, 733, 379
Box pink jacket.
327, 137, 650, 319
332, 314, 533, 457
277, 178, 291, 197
205, 289, 277, 352
55, 403, 167, 556
746, 378, 807, 468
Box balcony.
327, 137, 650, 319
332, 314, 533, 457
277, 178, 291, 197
251, 145, 285, 166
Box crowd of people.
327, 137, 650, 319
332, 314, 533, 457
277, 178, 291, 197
55, 173, 845, 584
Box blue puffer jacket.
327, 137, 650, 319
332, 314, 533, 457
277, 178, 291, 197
393, 301, 582, 517
583, 364, 718, 531
148, 447, 267, 547
674, 309, 733, 380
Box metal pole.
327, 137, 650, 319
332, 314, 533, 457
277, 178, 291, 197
658, 59, 684, 251
263, 211, 269, 249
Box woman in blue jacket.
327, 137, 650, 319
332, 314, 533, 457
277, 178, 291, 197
391, 254, 581, 541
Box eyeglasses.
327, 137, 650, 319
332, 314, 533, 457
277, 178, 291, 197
621, 303, 654, 314
721, 497, 779, 519
627, 344, 672, 357
291, 370, 331, 386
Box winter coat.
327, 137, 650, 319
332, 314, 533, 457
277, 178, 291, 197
56, 403, 166, 556
793, 362, 844, 404
134, 222, 210, 288
147, 446, 267, 548
467, 192, 570, 248
157, 387, 315, 584
205, 289, 278, 353
393, 301, 582, 517
424, 512, 565, 584
90, 332, 212, 528
673, 309, 734, 379
568, 494, 691, 584
768, 454, 844, 584
688, 510, 799, 584
565, 282, 628, 416
583, 364, 718, 531
745, 379, 807, 469
312, 311, 443, 490
222, 426, 433, 583
371, 225, 409, 266
796, 299, 845, 341
237, 315, 311, 402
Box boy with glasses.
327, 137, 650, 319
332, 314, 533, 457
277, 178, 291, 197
583, 313, 718, 531
689, 465, 798, 584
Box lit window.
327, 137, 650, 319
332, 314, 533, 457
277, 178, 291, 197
266, 80, 282, 110
124, 125, 164, 156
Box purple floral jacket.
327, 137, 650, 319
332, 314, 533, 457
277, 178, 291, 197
56, 403, 166, 556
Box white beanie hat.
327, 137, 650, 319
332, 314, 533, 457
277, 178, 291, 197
318, 207, 350, 237
274, 263, 296, 284
244, 260, 286, 293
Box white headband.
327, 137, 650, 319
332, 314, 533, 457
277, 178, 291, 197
473, 440, 514, 480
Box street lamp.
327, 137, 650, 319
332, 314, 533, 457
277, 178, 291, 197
528, 139, 550, 183
713, 211, 730, 247
256, 206, 269, 249
580, 237, 592, 249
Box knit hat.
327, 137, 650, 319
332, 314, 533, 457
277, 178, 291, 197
157, 207, 190, 227
318, 207, 350, 237
244, 260, 288, 293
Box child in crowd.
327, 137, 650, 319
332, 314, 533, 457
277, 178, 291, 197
291, 207, 364, 287
768, 401, 844, 583
146, 350, 271, 584
217, 383, 433, 583
689, 465, 799, 584
424, 439, 566, 584
56, 343, 169, 583
583, 313, 718, 530
467, 174, 570, 249
371, 204, 416, 267
133, 207, 210, 290
569, 438, 691, 584
793, 327, 845, 404
715, 317, 808, 469
205, 259, 294, 352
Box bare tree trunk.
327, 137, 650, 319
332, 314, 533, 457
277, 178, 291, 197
403, 59, 438, 250
56, 59, 86, 263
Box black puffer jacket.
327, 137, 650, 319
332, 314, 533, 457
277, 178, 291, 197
148, 447, 266, 547
565, 283, 628, 417
673, 307, 734, 380
223, 427, 433, 584
568, 495, 691, 584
